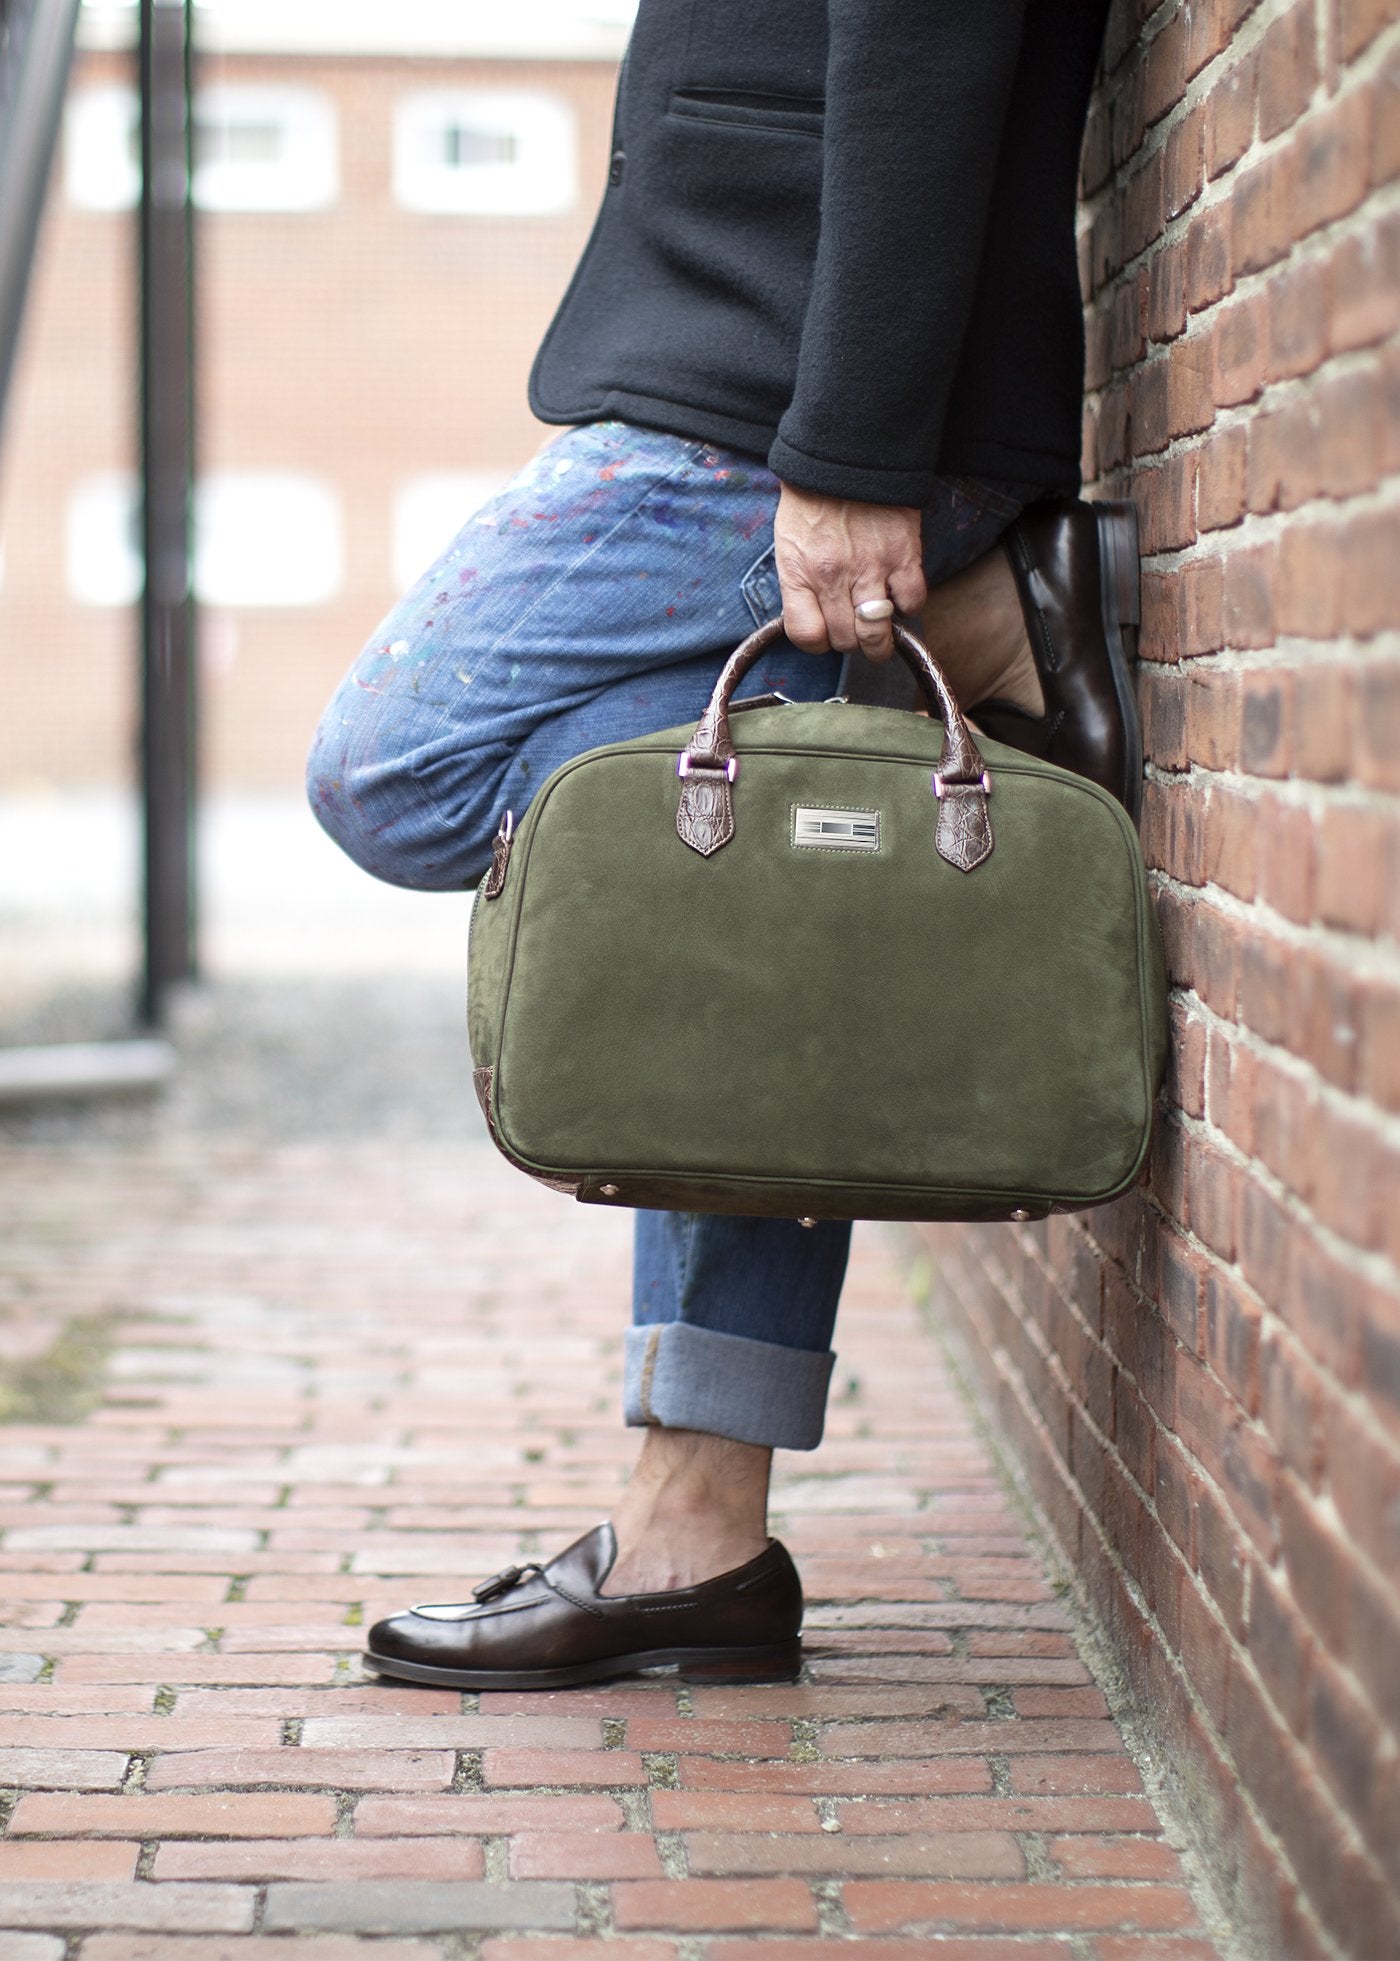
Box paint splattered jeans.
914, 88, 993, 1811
308, 421, 1023, 1451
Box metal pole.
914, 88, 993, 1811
138, 0, 197, 1024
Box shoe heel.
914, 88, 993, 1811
1094, 500, 1145, 825
1097, 501, 1141, 627
680, 1639, 803, 1685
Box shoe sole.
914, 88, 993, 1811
363, 1637, 803, 1691
1094, 500, 1144, 825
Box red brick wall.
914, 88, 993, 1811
922, 3, 1400, 1954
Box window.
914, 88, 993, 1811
65, 83, 338, 212
196, 473, 343, 606
393, 91, 576, 215
64, 85, 140, 211
194, 85, 338, 212
66, 472, 143, 607
391, 473, 507, 591
65, 472, 343, 608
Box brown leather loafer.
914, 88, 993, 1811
363, 1524, 803, 1689
974, 497, 1144, 822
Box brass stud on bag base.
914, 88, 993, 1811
1010, 1208, 1032, 1221
798, 1217, 817, 1229
599, 1184, 620, 1197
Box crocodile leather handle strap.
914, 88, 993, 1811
676, 618, 994, 872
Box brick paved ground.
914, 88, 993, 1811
0, 967, 1223, 1959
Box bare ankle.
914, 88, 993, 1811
604, 1428, 772, 1595
921, 544, 1045, 720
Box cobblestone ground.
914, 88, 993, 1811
0, 974, 1220, 1961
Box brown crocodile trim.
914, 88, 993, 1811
935, 780, 995, 872
676, 618, 993, 866
472, 1066, 582, 1197
482, 827, 512, 900
676, 771, 735, 856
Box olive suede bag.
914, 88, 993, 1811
467, 620, 1167, 1224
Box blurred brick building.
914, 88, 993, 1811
0, 0, 629, 791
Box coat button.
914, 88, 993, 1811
608, 150, 625, 186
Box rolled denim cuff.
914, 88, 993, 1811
624, 1323, 836, 1451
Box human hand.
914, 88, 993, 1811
773, 483, 927, 661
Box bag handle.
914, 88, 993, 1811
676, 617, 994, 872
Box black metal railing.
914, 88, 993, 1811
0, 0, 196, 1091
0, 0, 81, 445
138, 0, 198, 1022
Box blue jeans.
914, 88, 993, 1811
309, 421, 1021, 1450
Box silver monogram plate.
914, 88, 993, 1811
792, 807, 880, 852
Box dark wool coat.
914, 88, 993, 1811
529, 0, 1113, 507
